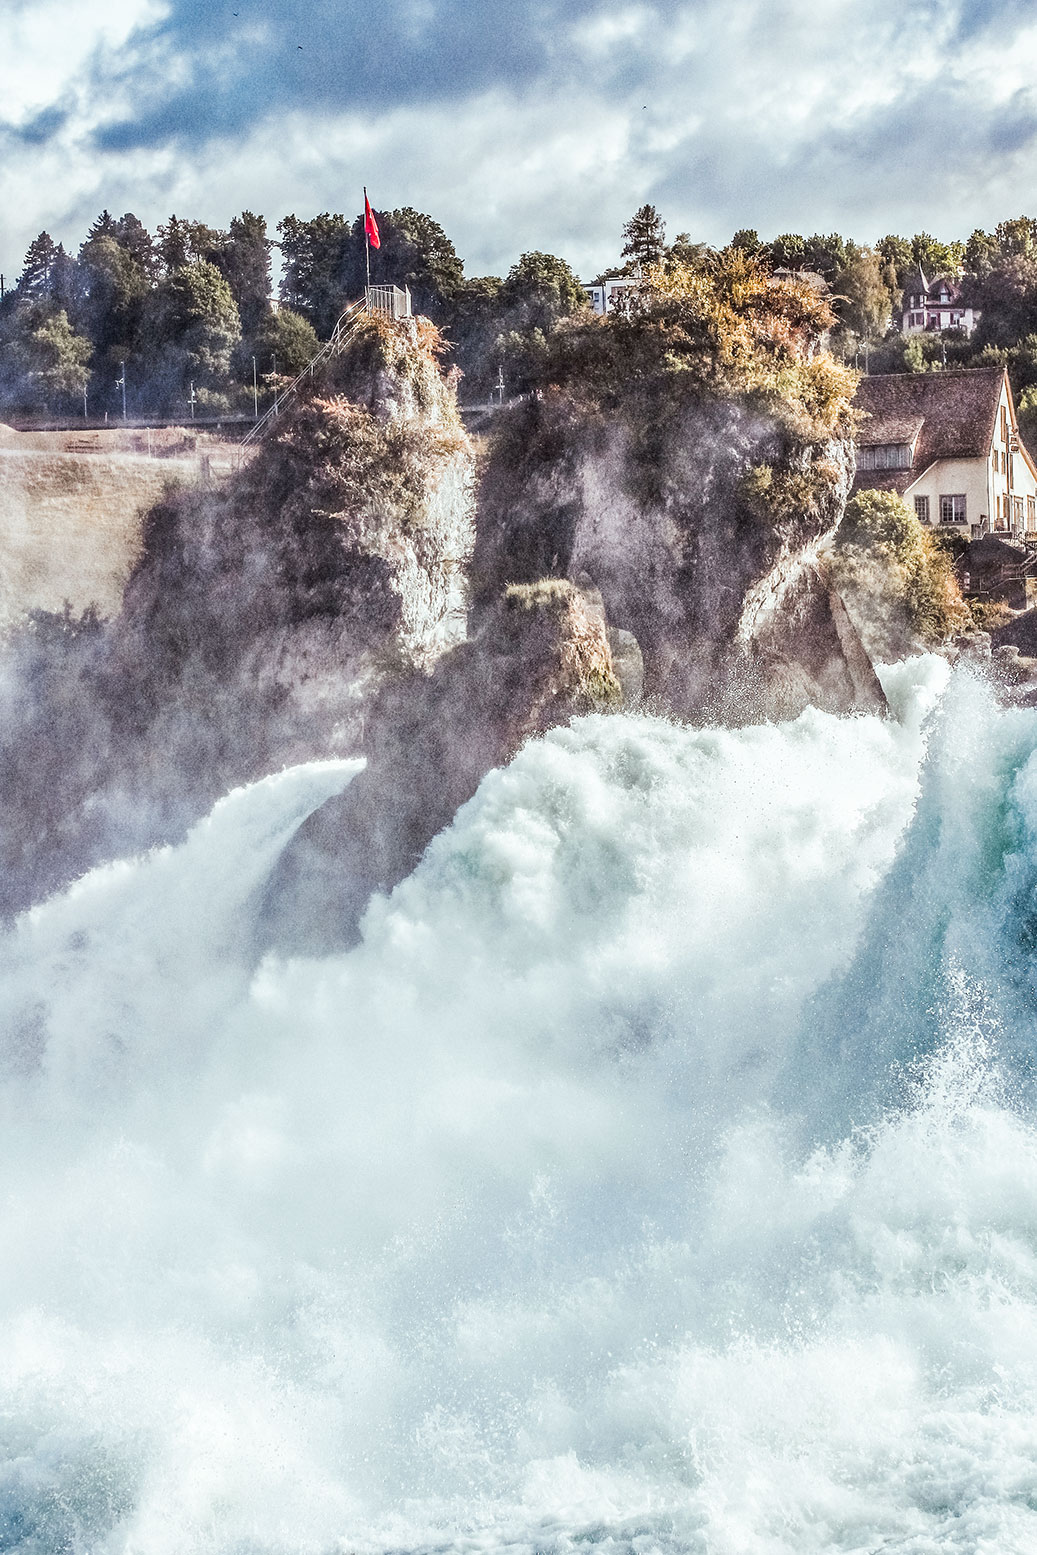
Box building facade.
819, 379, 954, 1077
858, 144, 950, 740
901, 266, 978, 336
852, 367, 1037, 540
584, 277, 640, 315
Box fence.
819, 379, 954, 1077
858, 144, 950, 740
365, 285, 412, 320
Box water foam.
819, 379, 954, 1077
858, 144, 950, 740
4, 655, 1037, 1553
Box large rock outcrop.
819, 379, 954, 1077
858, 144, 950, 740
0, 314, 477, 915
473, 258, 884, 722
475, 390, 880, 722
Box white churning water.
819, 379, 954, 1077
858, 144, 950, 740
4, 656, 1037, 1554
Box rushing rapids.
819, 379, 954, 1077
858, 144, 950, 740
4, 656, 1037, 1553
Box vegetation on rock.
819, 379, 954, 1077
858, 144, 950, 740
831, 488, 971, 653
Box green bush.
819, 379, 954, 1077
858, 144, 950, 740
834, 488, 971, 645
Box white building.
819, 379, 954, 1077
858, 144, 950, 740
901, 264, 978, 336
853, 367, 1037, 539
584, 277, 640, 316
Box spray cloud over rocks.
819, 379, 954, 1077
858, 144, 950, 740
5, 660, 1037, 1552
0, 266, 1023, 1552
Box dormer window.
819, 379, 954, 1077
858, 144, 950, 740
857, 443, 913, 470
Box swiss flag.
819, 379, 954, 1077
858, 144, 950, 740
364, 192, 381, 249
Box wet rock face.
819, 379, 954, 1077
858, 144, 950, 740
474, 389, 866, 720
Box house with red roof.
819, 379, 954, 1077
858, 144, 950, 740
852, 367, 1037, 539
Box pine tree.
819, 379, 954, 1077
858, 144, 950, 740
16, 232, 60, 297
621, 205, 666, 272
224, 211, 272, 334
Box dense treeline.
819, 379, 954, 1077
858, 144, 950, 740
0, 204, 586, 418
7, 199, 1037, 421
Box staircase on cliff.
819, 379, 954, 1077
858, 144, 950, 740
241, 285, 412, 447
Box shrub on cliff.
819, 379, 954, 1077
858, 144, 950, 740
832, 489, 971, 650
539, 247, 858, 445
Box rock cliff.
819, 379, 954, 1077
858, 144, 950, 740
0, 314, 477, 914
473, 255, 883, 721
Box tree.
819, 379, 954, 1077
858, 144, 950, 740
249, 305, 319, 379
965, 227, 999, 278
769, 233, 854, 283
621, 205, 666, 271
833, 488, 969, 647
374, 207, 465, 316
16, 232, 61, 297
833, 248, 893, 345
491, 253, 587, 393
223, 211, 272, 335
730, 229, 764, 259
994, 217, 1037, 257
802, 233, 855, 282
441, 274, 504, 394
769, 233, 807, 271
279, 206, 466, 334
669, 232, 711, 267
112, 213, 158, 278
156, 216, 224, 275
963, 252, 1037, 349
877, 234, 913, 287
140, 261, 241, 409
499, 251, 586, 331
0, 301, 91, 411
77, 231, 152, 407
910, 232, 964, 278
277, 212, 354, 336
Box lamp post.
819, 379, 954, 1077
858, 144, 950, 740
252, 355, 259, 420
116, 362, 127, 421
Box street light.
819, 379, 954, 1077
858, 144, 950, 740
115, 362, 127, 421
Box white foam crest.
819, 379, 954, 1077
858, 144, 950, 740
5, 655, 1037, 1551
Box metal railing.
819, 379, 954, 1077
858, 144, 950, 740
365, 284, 412, 319
240, 298, 366, 446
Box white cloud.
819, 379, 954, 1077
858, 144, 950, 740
4, 0, 1037, 283
0, 0, 163, 123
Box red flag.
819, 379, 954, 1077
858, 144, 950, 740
364, 193, 380, 250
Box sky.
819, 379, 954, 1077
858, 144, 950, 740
3, 0, 1037, 286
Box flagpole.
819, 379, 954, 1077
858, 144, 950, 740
364, 185, 370, 291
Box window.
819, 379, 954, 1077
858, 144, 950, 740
1029, 496, 1036, 527
914, 496, 930, 523
857, 443, 913, 470
940, 494, 967, 524
1014, 496, 1025, 526
993, 448, 999, 470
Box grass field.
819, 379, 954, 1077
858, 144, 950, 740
0, 428, 244, 630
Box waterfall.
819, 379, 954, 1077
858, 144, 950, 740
3, 655, 1037, 1554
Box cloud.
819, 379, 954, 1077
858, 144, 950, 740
4, 0, 1037, 283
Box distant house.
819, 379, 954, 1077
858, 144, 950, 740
584, 277, 640, 315
901, 265, 977, 336
852, 367, 1037, 539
